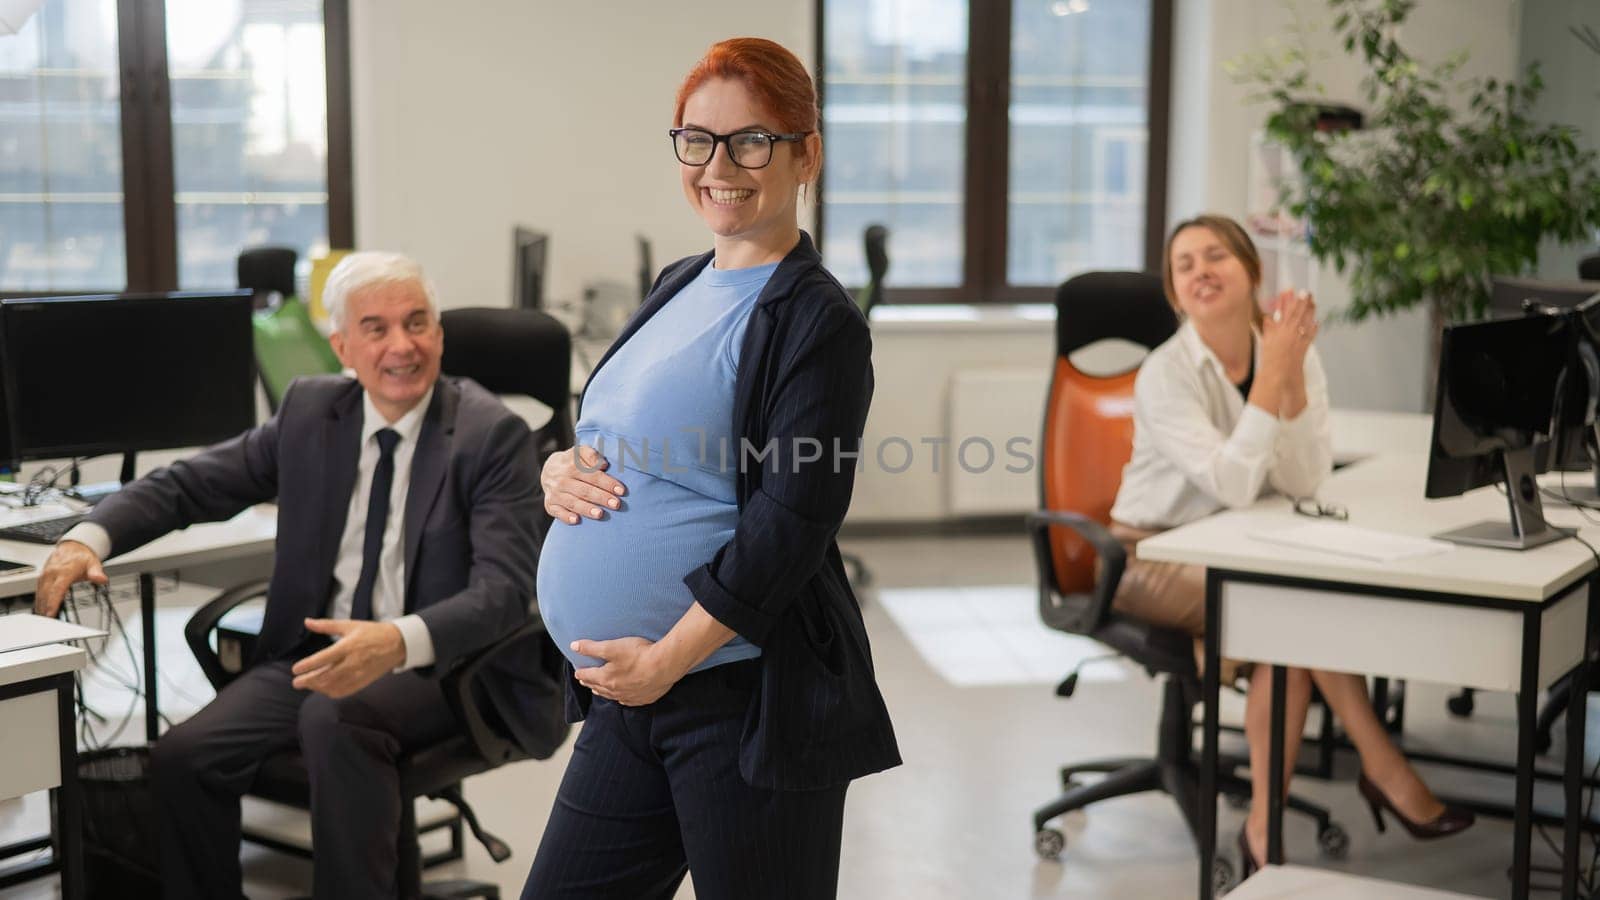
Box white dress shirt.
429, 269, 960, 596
63, 386, 439, 670
1109, 320, 1333, 530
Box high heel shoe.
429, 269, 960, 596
1236, 825, 1261, 880
1358, 772, 1475, 839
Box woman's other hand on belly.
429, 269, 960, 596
572, 636, 690, 706
542, 445, 627, 525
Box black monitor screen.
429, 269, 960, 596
1426, 313, 1570, 499
0, 292, 256, 461
1548, 295, 1600, 470
513, 227, 548, 310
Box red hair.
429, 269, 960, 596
674, 38, 818, 136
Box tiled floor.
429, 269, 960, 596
1, 533, 1591, 898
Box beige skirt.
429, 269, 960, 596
1108, 522, 1250, 685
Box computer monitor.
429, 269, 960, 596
1544, 293, 1600, 502
1489, 275, 1600, 318
513, 226, 549, 310
0, 292, 256, 465
1425, 312, 1575, 549
0, 361, 15, 473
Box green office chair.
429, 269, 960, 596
253, 298, 342, 412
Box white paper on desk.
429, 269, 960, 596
0, 613, 107, 654
1249, 521, 1455, 563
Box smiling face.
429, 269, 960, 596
678, 77, 819, 266
1166, 225, 1258, 326
328, 279, 442, 422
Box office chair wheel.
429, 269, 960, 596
1034, 827, 1066, 860
1212, 857, 1236, 894
1317, 822, 1350, 859
1447, 689, 1475, 718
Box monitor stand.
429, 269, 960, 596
1435, 446, 1577, 550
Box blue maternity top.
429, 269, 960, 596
537, 260, 778, 671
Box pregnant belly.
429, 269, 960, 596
537, 473, 739, 670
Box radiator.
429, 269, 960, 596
945, 369, 1051, 517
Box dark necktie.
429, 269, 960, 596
350, 428, 400, 621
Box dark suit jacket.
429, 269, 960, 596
568, 232, 902, 790
89, 374, 568, 759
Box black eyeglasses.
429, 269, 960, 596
1293, 497, 1349, 521
668, 127, 810, 169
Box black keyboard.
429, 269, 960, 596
0, 513, 89, 544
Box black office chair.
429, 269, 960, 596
1580, 252, 1600, 282
856, 224, 888, 316
1027, 272, 1344, 891
185, 596, 561, 900
183, 309, 576, 899
238, 246, 299, 310
440, 307, 575, 458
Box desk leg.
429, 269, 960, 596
140, 573, 159, 743
1513, 608, 1541, 900
1200, 570, 1222, 900
54, 673, 82, 900
1562, 578, 1597, 900
1267, 665, 1286, 865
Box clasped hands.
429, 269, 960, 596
1262, 288, 1318, 362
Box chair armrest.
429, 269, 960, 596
440, 618, 546, 766
184, 579, 271, 691
1025, 511, 1126, 634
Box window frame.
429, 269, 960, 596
1, 0, 354, 298
813, 0, 1172, 304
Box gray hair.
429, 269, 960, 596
322, 251, 440, 331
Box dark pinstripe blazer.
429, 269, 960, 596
567, 231, 902, 790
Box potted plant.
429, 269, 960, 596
1233, 0, 1600, 335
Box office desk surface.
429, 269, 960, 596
1136, 452, 1597, 602
0, 505, 277, 596
0, 642, 85, 687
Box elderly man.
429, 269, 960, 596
35, 252, 555, 900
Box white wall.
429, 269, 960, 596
1169, 0, 1520, 412
347, 1, 814, 312
1519, 0, 1600, 280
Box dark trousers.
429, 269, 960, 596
148, 659, 457, 900
521, 661, 848, 900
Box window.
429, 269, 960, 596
0, 0, 125, 291
0, 0, 351, 294
819, 0, 1170, 302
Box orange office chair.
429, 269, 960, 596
1026, 272, 1344, 891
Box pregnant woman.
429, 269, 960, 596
521, 37, 900, 900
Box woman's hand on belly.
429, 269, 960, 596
571, 636, 689, 706
571, 602, 738, 706
542, 445, 627, 525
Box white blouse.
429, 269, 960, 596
1109, 320, 1333, 531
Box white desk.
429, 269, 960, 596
0, 642, 87, 898
0, 506, 276, 741
1139, 453, 1596, 900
